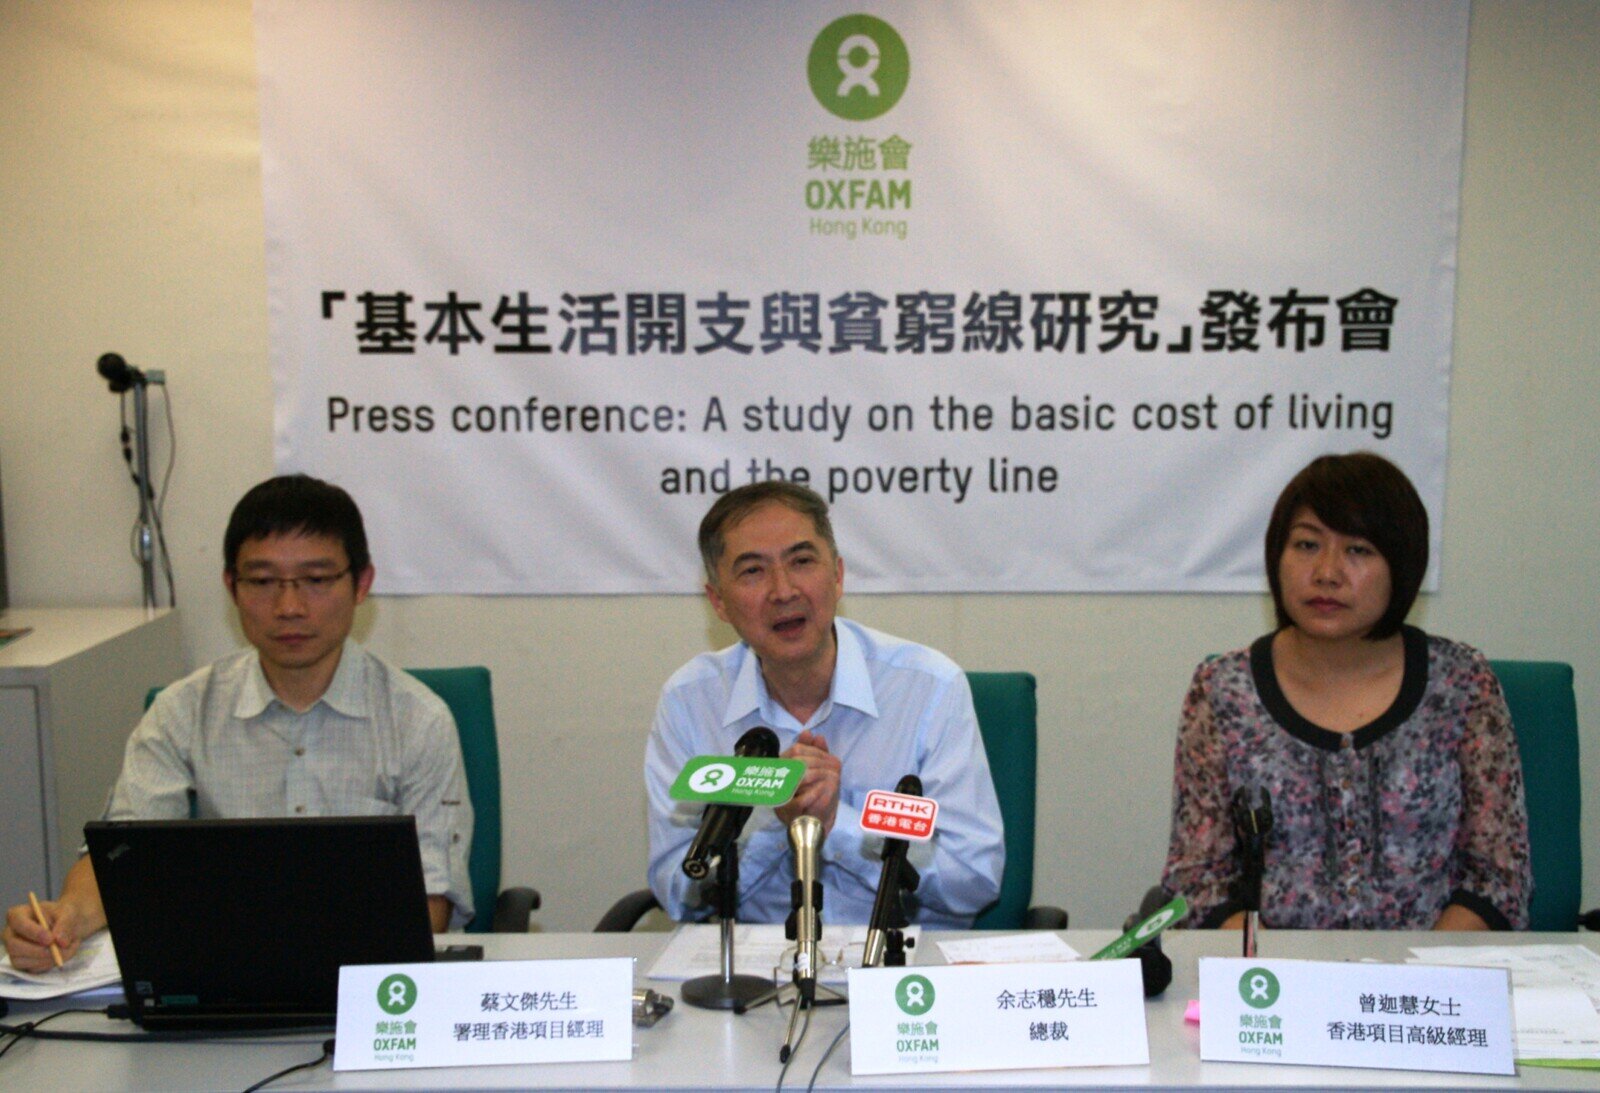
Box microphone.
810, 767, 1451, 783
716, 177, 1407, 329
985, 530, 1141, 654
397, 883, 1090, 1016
681, 726, 779, 881
863, 773, 922, 968
96, 352, 142, 393
786, 814, 824, 1005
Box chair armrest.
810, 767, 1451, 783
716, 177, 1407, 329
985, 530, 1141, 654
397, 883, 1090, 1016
491, 886, 541, 933
1022, 904, 1068, 931
1580, 908, 1600, 932
595, 889, 662, 932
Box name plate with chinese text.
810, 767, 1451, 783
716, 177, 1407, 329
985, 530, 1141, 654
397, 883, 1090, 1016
334, 957, 633, 1072
1199, 958, 1513, 1075
846, 959, 1147, 1075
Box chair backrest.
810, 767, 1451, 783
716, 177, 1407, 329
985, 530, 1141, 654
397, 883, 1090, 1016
405, 666, 502, 935
966, 671, 1038, 930
1489, 659, 1581, 931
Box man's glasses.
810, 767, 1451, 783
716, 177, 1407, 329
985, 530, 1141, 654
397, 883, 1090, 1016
233, 569, 351, 599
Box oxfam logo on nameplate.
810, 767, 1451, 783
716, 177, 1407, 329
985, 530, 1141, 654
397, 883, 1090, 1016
378, 973, 418, 1015
808, 15, 909, 120
1239, 967, 1280, 1009
895, 974, 936, 1015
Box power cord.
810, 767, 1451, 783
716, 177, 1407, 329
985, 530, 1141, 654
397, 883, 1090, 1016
240, 1038, 335, 1093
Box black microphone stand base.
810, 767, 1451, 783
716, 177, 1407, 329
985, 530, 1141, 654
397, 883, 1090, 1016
681, 972, 773, 1011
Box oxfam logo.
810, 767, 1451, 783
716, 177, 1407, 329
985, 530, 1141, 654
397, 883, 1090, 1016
808, 15, 909, 121
895, 974, 935, 1014
378, 973, 418, 1015
1239, 967, 1280, 1010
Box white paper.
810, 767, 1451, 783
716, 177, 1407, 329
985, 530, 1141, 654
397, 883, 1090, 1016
0, 932, 121, 1000
935, 932, 1079, 965
646, 922, 919, 986
1410, 944, 1600, 1061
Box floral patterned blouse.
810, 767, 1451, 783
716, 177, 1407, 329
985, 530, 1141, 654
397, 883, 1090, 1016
1161, 626, 1532, 930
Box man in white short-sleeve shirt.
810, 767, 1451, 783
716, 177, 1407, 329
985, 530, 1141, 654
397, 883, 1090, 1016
3, 475, 473, 972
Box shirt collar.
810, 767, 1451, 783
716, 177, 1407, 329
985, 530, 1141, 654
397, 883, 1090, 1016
233, 638, 368, 719
721, 620, 879, 730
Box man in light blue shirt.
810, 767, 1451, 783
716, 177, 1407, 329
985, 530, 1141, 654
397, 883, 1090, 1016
645, 481, 1004, 926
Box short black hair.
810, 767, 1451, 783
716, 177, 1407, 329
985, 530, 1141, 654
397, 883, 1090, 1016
697, 481, 837, 582
1264, 451, 1428, 640
223, 474, 370, 577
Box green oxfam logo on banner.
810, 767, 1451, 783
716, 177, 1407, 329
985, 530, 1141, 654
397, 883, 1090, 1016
1239, 967, 1280, 1009
808, 15, 909, 121
895, 974, 935, 1014
378, 973, 418, 1015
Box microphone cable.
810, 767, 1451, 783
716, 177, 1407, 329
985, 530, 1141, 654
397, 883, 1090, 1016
805, 1019, 850, 1092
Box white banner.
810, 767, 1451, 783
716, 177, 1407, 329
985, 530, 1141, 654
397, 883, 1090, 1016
256, 1, 1468, 594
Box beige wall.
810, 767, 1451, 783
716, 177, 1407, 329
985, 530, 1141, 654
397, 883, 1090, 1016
2, 1, 1595, 931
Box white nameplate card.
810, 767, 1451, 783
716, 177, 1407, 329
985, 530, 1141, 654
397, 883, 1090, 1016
1199, 958, 1514, 1076
334, 957, 633, 1072
846, 959, 1147, 1076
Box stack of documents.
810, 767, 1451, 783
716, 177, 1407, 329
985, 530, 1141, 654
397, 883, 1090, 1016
1410, 944, 1600, 1068
0, 932, 122, 1001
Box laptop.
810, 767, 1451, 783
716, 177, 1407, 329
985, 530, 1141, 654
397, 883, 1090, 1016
85, 816, 436, 1029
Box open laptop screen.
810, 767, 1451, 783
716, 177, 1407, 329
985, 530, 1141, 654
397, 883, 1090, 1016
85, 815, 435, 1029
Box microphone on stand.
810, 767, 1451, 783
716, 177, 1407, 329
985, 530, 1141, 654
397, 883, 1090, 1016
1230, 786, 1273, 958
97, 352, 144, 393
681, 726, 779, 880
863, 774, 922, 968
786, 815, 824, 1006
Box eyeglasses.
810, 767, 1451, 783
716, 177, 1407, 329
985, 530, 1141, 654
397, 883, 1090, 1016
233, 569, 351, 598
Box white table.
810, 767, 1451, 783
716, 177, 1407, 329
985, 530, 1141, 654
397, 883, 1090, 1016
2, 930, 1596, 1091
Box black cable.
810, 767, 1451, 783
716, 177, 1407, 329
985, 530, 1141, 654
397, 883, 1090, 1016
240, 1038, 334, 1093
0, 1007, 87, 1060
806, 1020, 849, 1092
151, 381, 177, 605
0, 1014, 328, 1044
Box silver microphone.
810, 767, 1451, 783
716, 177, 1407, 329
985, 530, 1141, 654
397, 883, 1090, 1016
787, 815, 824, 1003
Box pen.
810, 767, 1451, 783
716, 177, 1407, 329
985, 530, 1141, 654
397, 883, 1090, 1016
27, 891, 65, 969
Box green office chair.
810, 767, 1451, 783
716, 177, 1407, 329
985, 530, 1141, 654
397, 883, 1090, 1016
406, 666, 540, 933
595, 670, 1066, 931
1489, 659, 1593, 932
968, 671, 1067, 930
145, 665, 539, 932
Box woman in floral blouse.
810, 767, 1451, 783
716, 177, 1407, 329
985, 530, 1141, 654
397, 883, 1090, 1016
1161, 452, 1531, 930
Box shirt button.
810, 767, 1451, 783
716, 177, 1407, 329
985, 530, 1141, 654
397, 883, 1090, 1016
294, 805, 306, 815
294, 747, 306, 757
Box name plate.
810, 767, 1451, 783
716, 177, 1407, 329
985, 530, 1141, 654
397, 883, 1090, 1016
334, 957, 633, 1072
1199, 958, 1514, 1076
846, 959, 1148, 1076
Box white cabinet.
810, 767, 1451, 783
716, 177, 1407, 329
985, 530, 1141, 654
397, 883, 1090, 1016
0, 608, 183, 896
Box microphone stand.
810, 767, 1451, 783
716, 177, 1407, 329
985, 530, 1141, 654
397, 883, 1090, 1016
96, 353, 167, 608
863, 848, 919, 968
680, 846, 770, 1011
1231, 787, 1273, 958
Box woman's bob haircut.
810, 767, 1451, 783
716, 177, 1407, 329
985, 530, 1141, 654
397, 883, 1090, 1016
1264, 451, 1429, 640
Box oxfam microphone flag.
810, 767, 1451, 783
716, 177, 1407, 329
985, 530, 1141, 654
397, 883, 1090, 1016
259, 2, 1468, 594
671, 756, 804, 807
